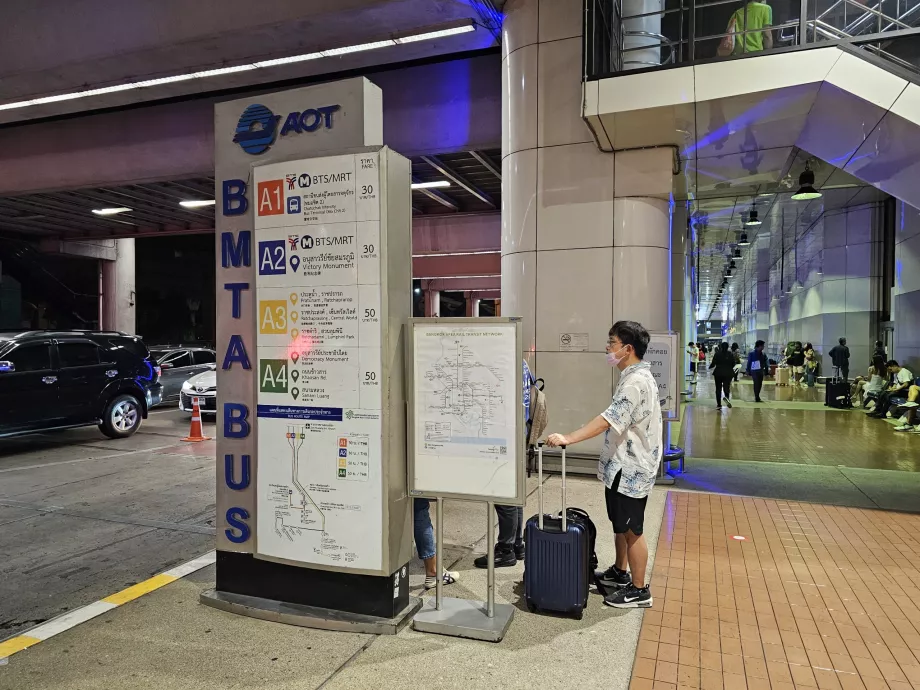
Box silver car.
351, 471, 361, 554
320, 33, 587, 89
150, 347, 216, 402
179, 367, 217, 415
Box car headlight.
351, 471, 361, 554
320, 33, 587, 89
182, 381, 193, 392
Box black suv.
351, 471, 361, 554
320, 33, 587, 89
0, 331, 163, 439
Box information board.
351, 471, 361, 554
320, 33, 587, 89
407, 319, 524, 504
254, 151, 385, 570
646, 331, 680, 422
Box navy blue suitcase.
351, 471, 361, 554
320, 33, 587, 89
524, 444, 591, 619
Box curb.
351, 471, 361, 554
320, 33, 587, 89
0, 551, 216, 661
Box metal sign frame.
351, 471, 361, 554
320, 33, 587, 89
647, 330, 680, 423
405, 317, 526, 507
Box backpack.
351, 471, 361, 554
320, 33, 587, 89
527, 378, 547, 444
523, 360, 548, 477
565, 507, 605, 593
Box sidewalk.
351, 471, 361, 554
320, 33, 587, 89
0, 475, 668, 690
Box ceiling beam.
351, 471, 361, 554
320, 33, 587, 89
469, 150, 501, 181
421, 155, 496, 208
412, 177, 458, 211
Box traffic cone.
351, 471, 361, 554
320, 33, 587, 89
182, 397, 212, 443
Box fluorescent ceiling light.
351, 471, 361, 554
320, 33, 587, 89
180, 199, 216, 208
322, 40, 396, 57
134, 75, 197, 88
0, 23, 476, 113
92, 207, 132, 216
193, 65, 257, 79
411, 180, 451, 189
253, 53, 323, 68
396, 24, 476, 43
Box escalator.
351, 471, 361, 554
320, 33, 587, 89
0, 239, 98, 330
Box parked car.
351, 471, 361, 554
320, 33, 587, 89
149, 346, 216, 402
0, 331, 163, 439
179, 367, 217, 415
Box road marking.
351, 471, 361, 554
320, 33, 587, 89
0, 636, 41, 658
0, 550, 215, 661
102, 574, 177, 605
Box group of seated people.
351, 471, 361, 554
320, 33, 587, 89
852, 357, 920, 433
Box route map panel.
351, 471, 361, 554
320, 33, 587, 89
410, 322, 521, 501
254, 152, 384, 571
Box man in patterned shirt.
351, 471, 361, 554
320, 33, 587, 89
546, 320, 661, 608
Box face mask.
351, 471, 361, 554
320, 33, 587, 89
606, 345, 627, 367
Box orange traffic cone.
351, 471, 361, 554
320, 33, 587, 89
182, 397, 212, 443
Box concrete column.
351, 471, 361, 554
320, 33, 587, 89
100, 238, 135, 334
502, 0, 673, 454
671, 202, 689, 388
424, 289, 440, 317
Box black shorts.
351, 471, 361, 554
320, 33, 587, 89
605, 471, 648, 536
690, 362, 697, 373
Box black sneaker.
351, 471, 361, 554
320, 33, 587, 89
595, 564, 631, 589
514, 540, 525, 561
604, 584, 653, 608
474, 546, 517, 569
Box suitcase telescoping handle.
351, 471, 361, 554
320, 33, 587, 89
536, 442, 567, 532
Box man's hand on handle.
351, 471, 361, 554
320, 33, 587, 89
545, 433, 568, 447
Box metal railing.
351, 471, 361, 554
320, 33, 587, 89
585, 0, 920, 78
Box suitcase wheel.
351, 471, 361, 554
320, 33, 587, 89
525, 598, 538, 614
572, 606, 584, 620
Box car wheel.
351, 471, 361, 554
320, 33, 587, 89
100, 394, 142, 439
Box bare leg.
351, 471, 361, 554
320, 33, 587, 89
907, 386, 919, 425
615, 533, 628, 571
423, 555, 436, 577
625, 531, 649, 588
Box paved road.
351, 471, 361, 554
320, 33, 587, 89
0, 408, 216, 638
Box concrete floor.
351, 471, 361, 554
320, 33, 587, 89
0, 408, 216, 638
0, 475, 668, 690
4, 382, 920, 689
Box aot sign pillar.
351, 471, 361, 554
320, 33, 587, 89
209, 78, 416, 631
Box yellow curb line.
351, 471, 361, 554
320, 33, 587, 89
0, 551, 215, 662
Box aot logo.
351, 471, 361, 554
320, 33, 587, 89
233, 104, 281, 155
233, 103, 342, 155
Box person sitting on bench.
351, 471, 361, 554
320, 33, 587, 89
867, 361, 914, 419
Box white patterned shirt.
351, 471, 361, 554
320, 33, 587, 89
597, 361, 662, 499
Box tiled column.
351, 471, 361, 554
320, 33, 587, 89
502, 0, 673, 453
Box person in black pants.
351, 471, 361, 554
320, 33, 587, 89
746, 340, 768, 403
829, 337, 850, 382
474, 505, 524, 568
709, 342, 736, 409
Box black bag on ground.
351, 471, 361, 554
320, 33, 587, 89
524, 445, 599, 619
825, 367, 851, 408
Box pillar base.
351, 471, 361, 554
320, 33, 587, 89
200, 589, 422, 635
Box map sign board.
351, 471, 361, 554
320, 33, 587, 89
253, 150, 398, 572
407, 319, 525, 505
646, 331, 680, 422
